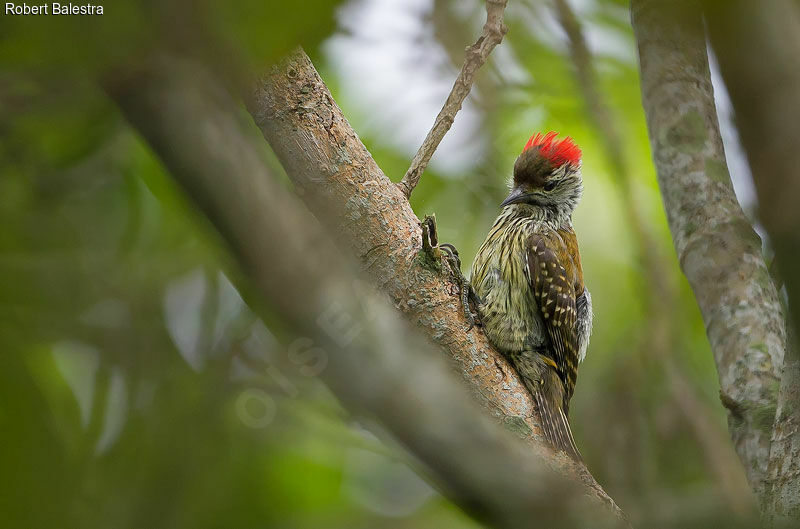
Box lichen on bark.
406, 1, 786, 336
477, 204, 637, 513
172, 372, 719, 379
632, 0, 786, 500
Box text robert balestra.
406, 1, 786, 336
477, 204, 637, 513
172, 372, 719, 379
5, 3, 104, 15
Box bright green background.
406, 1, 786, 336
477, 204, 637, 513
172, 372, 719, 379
0, 1, 757, 527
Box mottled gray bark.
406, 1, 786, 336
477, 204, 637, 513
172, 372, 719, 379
765, 345, 800, 525
108, 55, 627, 528
702, 1, 800, 523
631, 0, 786, 504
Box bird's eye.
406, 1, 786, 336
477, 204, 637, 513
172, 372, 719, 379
544, 180, 558, 191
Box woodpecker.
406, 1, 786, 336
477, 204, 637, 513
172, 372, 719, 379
470, 131, 592, 460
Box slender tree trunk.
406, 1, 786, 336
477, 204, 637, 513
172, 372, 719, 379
631, 0, 786, 508
702, 0, 800, 523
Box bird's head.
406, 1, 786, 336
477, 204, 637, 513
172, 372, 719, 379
502, 131, 583, 222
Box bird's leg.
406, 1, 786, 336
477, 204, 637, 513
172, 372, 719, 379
420, 214, 482, 329
439, 243, 482, 329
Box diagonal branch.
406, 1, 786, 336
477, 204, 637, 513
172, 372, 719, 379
248, 48, 627, 521
107, 54, 627, 528
397, 0, 508, 198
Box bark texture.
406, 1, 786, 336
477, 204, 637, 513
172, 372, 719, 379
766, 347, 800, 525
108, 54, 628, 527
248, 49, 626, 518
249, 49, 541, 444
702, 0, 800, 523
631, 0, 786, 501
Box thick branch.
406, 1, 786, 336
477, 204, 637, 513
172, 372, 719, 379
631, 0, 786, 502
702, 0, 800, 523
109, 55, 626, 528
248, 49, 626, 520
397, 0, 508, 198
251, 49, 538, 445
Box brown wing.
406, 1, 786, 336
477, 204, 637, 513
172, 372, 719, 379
557, 225, 585, 294
526, 233, 579, 412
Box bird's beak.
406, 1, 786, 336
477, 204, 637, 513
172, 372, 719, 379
501, 187, 528, 207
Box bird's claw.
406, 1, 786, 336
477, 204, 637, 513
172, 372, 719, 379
420, 215, 482, 329
438, 244, 482, 330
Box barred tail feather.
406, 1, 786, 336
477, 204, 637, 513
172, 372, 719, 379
510, 352, 582, 460
528, 375, 582, 462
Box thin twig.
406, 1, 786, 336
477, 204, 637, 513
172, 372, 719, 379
397, 0, 508, 199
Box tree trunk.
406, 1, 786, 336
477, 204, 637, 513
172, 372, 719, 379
702, 0, 800, 523
631, 0, 786, 507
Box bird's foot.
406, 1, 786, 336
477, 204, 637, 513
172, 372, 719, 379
420, 215, 482, 330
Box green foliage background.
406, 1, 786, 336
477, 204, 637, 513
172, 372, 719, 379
0, 0, 756, 527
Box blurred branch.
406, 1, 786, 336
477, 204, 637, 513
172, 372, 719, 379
702, 0, 800, 523
631, 0, 786, 508
397, 0, 508, 198
108, 55, 628, 528
553, 0, 753, 512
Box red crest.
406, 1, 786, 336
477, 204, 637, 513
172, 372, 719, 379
523, 131, 582, 167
